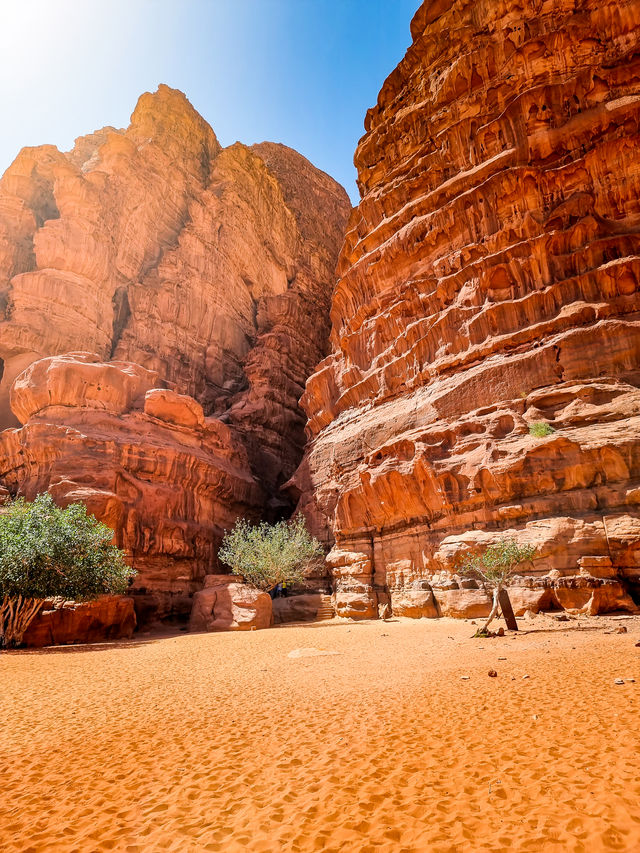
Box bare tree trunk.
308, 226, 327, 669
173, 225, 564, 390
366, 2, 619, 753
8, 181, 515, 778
498, 587, 518, 631
0, 595, 44, 648
481, 586, 501, 633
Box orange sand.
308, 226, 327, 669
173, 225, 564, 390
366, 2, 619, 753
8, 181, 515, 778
2, 614, 640, 853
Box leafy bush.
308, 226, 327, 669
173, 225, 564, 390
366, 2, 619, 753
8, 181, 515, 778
529, 421, 555, 437
0, 493, 135, 647
218, 515, 324, 591
457, 538, 536, 635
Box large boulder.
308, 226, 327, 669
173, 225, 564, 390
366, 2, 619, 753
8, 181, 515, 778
390, 588, 438, 619
189, 576, 272, 632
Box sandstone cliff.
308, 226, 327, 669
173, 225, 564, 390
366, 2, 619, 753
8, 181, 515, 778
0, 85, 350, 620
297, 0, 640, 619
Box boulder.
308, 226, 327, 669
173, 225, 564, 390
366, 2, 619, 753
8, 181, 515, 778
391, 589, 438, 619
334, 591, 378, 620
432, 588, 492, 620
508, 584, 555, 617
23, 595, 136, 647
552, 576, 637, 616
272, 594, 333, 624
189, 578, 272, 632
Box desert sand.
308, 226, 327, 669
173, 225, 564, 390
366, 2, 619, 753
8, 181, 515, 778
2, 614, 639, 853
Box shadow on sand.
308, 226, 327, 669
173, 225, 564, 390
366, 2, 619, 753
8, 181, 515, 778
3, 629, 187, 655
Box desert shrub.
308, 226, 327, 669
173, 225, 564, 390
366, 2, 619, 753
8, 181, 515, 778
218, 515, 324, 591
529, 421, 555, 437
0, 493, 134, 647
457, 538, 536, 634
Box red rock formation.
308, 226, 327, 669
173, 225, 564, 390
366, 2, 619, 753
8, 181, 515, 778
298, 0, 640, 619
0, 354, 264, 619
189, 575, 272, 632
0, 88, 350, 623
22, 595, 136, 648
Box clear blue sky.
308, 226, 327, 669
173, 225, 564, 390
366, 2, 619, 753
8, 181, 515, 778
0, 1, 419, 203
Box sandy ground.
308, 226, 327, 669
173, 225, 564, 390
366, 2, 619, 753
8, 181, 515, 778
2, 613, 640, 853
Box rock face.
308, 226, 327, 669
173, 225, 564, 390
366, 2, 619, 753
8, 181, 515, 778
0, 353, 264, 620
272, 593, 335, 624
22, 595, 136, 647
298, 0, 640, 619
0, 86, 350, 622
189, 575, 272, 632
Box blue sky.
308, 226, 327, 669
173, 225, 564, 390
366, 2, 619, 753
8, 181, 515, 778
0, 1, 419, 203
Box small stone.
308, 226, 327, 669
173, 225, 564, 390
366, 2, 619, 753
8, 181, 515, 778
523, 674, 530, 679
497, 627, 505, 637
498, 657, 507, 660
616, 626, 628, 634
615, 678, 625, 685
554, 613, 569, 622
488, 669, 498, 677
628, 678, 636, 683
460, 675, 470, 680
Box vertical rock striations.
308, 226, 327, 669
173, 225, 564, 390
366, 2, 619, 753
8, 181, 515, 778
0, 86, 350, 620
299, 0, 640, 619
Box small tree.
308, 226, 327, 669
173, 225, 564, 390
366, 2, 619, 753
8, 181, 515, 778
218, 515, 324, 591
457, 538, 536, 636
0, 493, 135, 648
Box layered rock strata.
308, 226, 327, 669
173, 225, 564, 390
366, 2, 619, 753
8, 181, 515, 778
298, 0, 640, 619
0, 353, 264, 619
0, 86, 350, 621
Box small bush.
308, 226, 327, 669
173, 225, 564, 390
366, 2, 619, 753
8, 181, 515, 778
218, 515, 324, 591
457, 538, 536, 634
0, 493, 135, 647
529, 421, 555, 437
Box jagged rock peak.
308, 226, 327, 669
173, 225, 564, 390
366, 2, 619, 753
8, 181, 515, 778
0, 85, 351, 623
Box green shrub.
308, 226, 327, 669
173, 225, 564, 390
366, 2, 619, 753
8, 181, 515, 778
0, 493, 134, 647
457, 538, 536, 634
529, 421, 555, 437
218, 515, 324, 591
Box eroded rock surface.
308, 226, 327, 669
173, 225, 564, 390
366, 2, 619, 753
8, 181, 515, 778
298, 0, 640, 619
0, 354, 263, 620
22, 595, 136, 647
0, 86, 349, 623
189, 575, 272, 632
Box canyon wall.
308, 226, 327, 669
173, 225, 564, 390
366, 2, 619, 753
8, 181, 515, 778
298, 0, 640, 619
0, 85, 350, 621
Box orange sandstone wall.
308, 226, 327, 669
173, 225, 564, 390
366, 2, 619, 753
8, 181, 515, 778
297, 0, 640, 619
0, 86, 350, 621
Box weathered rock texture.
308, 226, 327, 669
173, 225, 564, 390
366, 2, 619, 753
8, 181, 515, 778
297, 0, 640, 619
189, 575, 272, 632
22, 595, 136, 647
272, 593, 335, 624
0, 353, 264, 620
0, 86, 350, 621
